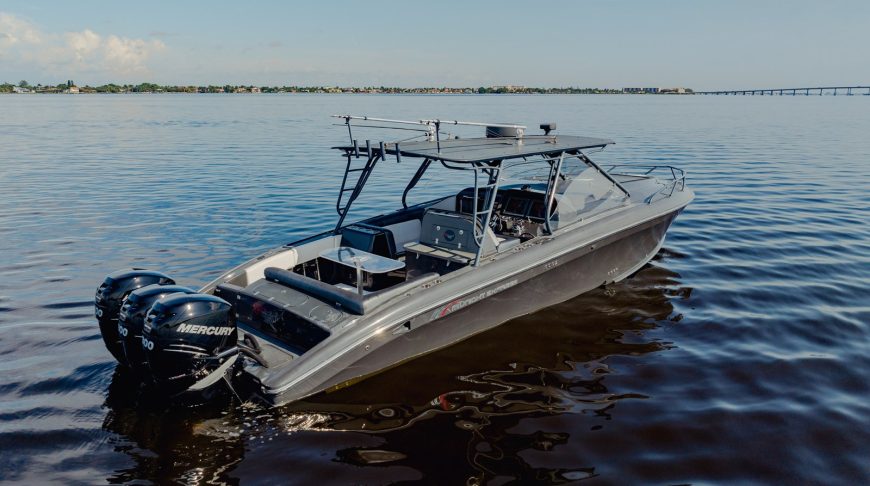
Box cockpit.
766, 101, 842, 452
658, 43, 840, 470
456, 184, 554, 242
278, 160, 627, 301
215, 118, 627, 316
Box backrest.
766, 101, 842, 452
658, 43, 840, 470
384, 219, 421, 251
341, 224, 397, 258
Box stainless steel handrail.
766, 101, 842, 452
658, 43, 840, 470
606, 165, 687, 202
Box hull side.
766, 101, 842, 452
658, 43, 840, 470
268, 210, 678, 404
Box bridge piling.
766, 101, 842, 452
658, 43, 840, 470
670, 85, 867, 96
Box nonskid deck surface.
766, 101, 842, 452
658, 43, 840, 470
248, 210, 682, 405
218, 172, 680, 324
214, 175, 692, 404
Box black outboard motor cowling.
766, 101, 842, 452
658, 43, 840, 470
142, 293, 238, 395
95, 269, 174, 365
118, 284, 196, 375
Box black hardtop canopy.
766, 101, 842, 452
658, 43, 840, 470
330, 116, 627, 259
335, 135, 614, 164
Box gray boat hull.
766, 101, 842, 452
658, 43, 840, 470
260, 208, 681, 406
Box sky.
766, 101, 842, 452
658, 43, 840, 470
1, 0, 868, 90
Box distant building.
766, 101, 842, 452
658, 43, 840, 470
623, 87, 660, 94
65, 85, 80, 94
234, 87, 248, 93
250, 87, 261, 93
492, 85, 526, 92
12, 86, 31, 94
660, 87, 689, 94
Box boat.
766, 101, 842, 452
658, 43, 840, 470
94, 115, 694, 406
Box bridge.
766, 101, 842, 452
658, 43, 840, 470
695, 86, 870, 96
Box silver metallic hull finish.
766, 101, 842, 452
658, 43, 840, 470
263, 209, 680, 405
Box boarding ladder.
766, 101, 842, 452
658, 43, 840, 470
335, 139, 384, 232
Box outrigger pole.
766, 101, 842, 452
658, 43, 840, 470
332, 114, 526, 152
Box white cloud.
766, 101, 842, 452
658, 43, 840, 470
65, 29, 101, 62
103, 35, 165, 73
0, 12, 42, 47
0, 12, 165, 80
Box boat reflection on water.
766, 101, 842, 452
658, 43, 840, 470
101, 369, 244, 484
101, 255, 689, 484
299, 251, 686, 427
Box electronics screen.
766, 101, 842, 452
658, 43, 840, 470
503, 197, 529, 217
459, 196, 475, 214
528, 200, 547, 220
459, 194, 502, 214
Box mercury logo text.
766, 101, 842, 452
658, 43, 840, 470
177, 324, 235, 336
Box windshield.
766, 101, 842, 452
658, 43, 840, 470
550, 166, 624, 229
500, 155, 624, 230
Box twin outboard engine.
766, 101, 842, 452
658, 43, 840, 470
96, 269, 240, 399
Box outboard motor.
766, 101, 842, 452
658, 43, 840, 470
95, 269, 174, 365
142, 293, 238, 395
118, 284, 196, 374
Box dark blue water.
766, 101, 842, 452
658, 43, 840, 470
1, 94, 868, 484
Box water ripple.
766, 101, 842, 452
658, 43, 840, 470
0, 95, 868, 484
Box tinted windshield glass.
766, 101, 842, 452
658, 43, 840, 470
551, 166, 624, 229
501, 155, 624, 230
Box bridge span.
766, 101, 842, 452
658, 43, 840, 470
695, 86, 869, 96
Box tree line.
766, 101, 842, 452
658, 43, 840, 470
1, 81, 690, 95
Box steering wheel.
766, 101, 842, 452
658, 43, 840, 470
488, 214, 503, 232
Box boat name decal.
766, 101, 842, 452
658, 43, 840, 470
176, 324, 235, 336
433, 279, 518, 319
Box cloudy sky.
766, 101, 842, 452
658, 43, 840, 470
1, 0, 868, 89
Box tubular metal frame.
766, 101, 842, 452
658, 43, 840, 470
439, 159, 502, 266
330, 115, 632, 264
542, 151, 566, 235
606, 165, 687, 203
334, 149, 383, 232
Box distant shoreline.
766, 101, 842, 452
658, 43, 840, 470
0, 91, 695, 95
1, 83, 692, 95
